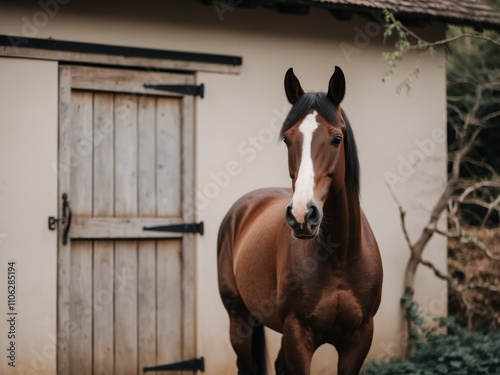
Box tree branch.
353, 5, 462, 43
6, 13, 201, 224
406, 31, 500, 49
386, 182, 414, 253
459, 235, 500, 261
419, 258, 448, 281
457, 180, 500, 203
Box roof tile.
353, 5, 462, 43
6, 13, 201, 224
307, 0, 500, 29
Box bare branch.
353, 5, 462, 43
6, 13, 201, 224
481, 194, 500, 229
480, 109, 500, 124
451, 124, 488, 179
419, 258, 449, 281
406, 31, 500, 49
434, 226, 460, 239
467, 282, 500, 293
459, 235, 500, 261
480, 81, 500, 91
458, 180, 500, 203
386, 181, 415, 253
460, 157, 498, 176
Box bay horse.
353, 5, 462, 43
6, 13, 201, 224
218, 67, 383, 375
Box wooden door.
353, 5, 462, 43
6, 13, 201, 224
56, 66, 196, 375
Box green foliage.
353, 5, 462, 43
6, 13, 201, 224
446, 26, 500, 84
363, 314, 500, 375
382, 8, 500, 97
401, 293, 425, 352
381, 10, 435, 94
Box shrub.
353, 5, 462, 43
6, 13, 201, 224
363, 318, 500, 375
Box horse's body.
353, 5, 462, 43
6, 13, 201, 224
218, 67, 383, 375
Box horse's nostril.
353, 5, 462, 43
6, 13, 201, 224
306, 204, 321, 226
285, 205, 296, 226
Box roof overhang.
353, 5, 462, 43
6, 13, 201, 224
201, 0, 500, 30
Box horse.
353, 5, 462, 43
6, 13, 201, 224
217, 66, 383, 375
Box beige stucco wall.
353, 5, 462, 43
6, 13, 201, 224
0, 1, 447, 374
0, 57, 59, 374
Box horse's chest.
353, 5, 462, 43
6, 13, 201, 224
293, 288, 364, 337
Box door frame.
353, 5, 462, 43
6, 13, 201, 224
56, 64, 197, 374
0, 35, 242, 74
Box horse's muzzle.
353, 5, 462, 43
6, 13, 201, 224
285, 203, 321, 239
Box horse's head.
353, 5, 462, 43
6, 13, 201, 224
281, 67, 352, 239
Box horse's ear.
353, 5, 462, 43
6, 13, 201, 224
284, 68, 304, 104
327, 66, 345, 108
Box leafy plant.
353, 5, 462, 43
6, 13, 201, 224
363, 302, 500, 375
381, 10, 435, 94
381, 9, 500, 94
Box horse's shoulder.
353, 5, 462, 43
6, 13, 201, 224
241, 187, 292, 201
220, 187, 291, 242
228, 187, 291, 215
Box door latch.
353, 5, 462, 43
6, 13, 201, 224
48, 193, 72, 245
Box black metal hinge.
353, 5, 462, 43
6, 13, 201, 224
144, 357, 205, 372
143, 222, 204, 235
144, 83, 204, 98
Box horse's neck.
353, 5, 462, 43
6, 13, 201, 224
321, 184, 362, 261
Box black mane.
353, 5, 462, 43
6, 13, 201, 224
279, 92, 360, 195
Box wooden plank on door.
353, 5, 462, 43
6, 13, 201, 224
93, 241, 114, 375
181, 86, 196, 359
70, 91, 94, 217
93, 92, 115, 217
138, 240, 156, 373
69, 90, 93, 375
156, 98, 181, 217
69, 217, 185, 239
115, 94, 138, 217
114, 242, 138, 375
138, 96, 157, 218
93, 92, 115, 375
138, 96, 157, 372
114, 94, 139, 375
70, 241, 94, 375
70, 66, 192, 97
69, 240, 94, 375
57, 66, 72, 375
157, 240, 182, 373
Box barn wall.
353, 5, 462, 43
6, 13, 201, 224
0, 58, 58, 374
0, 1, 447, 374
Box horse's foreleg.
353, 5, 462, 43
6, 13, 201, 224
282, 316, 315, 375
228, 308, 258, 375
336, 319, 374, 375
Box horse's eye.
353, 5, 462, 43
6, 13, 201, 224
282, 136, 291, 147
331, 135, 343, 146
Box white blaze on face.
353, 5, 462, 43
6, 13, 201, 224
291, 111, 319, 223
